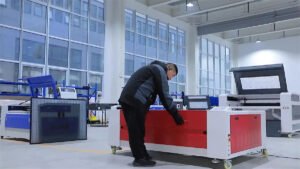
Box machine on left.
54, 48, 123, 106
0, 75, 87, 144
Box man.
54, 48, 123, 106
119, 60, 184, 167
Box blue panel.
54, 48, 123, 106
209, 96, 219, 107
5, 113, 30, 129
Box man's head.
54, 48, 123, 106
166, 63, 178, 80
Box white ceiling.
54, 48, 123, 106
136, 0, 300, 44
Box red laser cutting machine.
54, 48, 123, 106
109, 102, 267, 169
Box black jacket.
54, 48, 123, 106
119, 61, 180, 119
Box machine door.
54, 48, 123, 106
230, 114, 262, 153
120, 110, 207, 148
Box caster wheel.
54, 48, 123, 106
211, 158, 220, 164
111, 146, 117, 154
262, 149, 268, 157
224, 160, 232, 169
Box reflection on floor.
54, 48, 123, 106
0, 126, 299, 169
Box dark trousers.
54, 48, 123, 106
121, 104, 149, 160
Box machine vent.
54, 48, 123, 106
291, 94, 300, 102
292, 123, 300, 130
292, 105, 300, 120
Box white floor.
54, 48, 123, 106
0, 126, 300, 169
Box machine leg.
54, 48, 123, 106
0, 136, 3, 139
262, 148, 268, 157
224, 160, 232, 169
111, 146, 117, 154
211, 158, 221, 164
111, 146, 122, 154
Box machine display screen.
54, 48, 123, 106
184, 95, 210, 110
189, 101, 208, 109
241, 76, 281, 90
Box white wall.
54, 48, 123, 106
102, 0, 196, 103
235, 35, 300, 94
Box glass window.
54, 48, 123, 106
51, 0, 70, 10
200, 87, 208, 95
221, 46, 225, 60
169, 27, 177, 47
22, 65, 43, 93
159, 23, 168, 41
215, 57, 220, 74
71, 14, 88, 43
208, 56, 213, 72
215, 73, 220, 89
208, 72, 214, 88
178, 84, 185, 93
221, 58, 225, 75
0, 0, 21, 27
125, 9, 134, 31
177, 47, 185, 65
90, 0, 104, 21
136, 13, 146, 35
72, 0, 88, 16
168, 27, 177, 63
0, 61, 19, 92
89, 73, 102, 91
134, 56, 146, 71
201, 54, 207, 70
0, 27, 20, 61
22, 32, 45, 64
125, 31, 134, 53
226, 75, 231, 90
177, 65, 186, 83
135, 34, 146, 56
89, 19, 105, 46
214, 44, 219, 57
49, 69, 66, 85
200, 71, 208, 86
225, 47, 231, 73
89, 47, 104, 72
221, 75, 225, 90
147, 18, 157, 37
146, 58, 155, 65
146, 37, 157, 58
169, 82, 176, 94
69, 70, 86, 86
158, 41, 168, 61
209, 88, 214, 96
199, 38, 231, 95
178, 30, 185, 47
70, 42, 87, 70
125, 54, 134, 76
208, 41, 213, 55
49, 8, 69, 38
48, 38, 68, 67
201, 38, 207, 54
124, 10, 186, 93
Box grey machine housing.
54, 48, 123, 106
219, 64, 300, 137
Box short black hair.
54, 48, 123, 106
166, 63, 178, 75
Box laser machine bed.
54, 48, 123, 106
219, 64, 300, 137
109, 95, 267, 169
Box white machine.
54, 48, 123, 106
0, 100, 30, 140
220, 64, 300, 137
109, 106, 267, 169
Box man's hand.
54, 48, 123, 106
173, 114, 184, 125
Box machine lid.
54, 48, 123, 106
230, 64, 288, 95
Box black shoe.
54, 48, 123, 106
145, 155, 152, 160
133, 159, 156, 167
